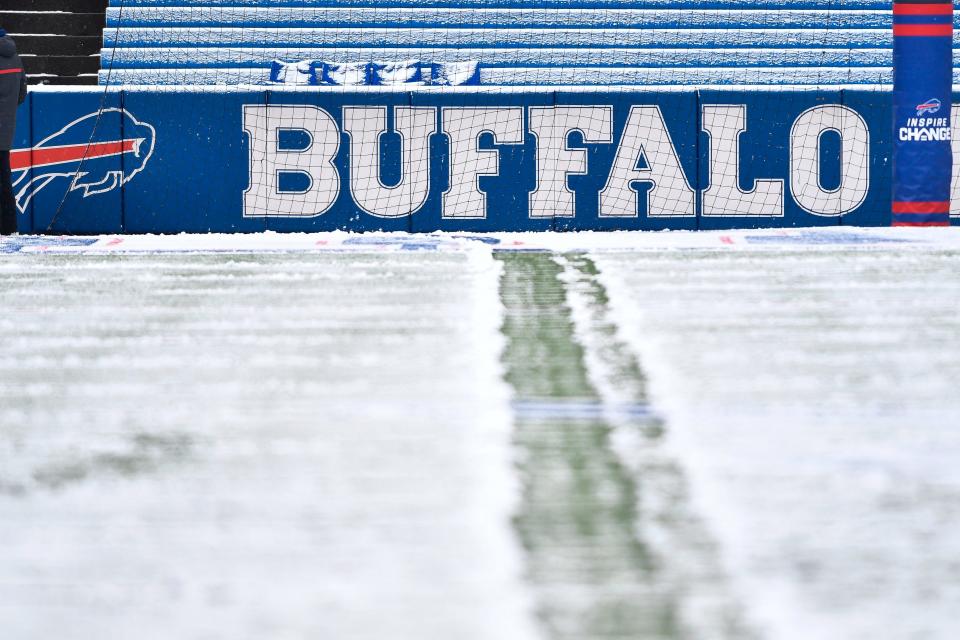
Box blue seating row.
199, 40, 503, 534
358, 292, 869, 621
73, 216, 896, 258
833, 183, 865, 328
99, 1, 957, 87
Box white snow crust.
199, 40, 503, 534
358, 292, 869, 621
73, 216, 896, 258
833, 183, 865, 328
0, 241, 541, 640
3, 227, 960, 639
591, 230, 960, 640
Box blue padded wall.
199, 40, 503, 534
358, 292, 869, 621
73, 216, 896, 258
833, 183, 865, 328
14, 87, 960, 234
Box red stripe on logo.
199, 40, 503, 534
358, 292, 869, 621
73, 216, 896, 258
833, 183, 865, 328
9, 140, 139, 171
893, 23, 954, 36
892, 201, 951, 214
0, 68, 22, 75
893, 3, 954, 15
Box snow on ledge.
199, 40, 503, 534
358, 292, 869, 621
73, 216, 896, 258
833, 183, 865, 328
3, 227, 959, 255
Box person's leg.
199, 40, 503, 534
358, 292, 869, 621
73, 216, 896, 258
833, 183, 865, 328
0, 150, 17, 234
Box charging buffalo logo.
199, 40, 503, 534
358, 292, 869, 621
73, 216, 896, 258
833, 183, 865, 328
10, 108, 155, 213
916, 98, 942, 117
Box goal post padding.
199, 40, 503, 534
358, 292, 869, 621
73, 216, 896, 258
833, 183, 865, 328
892, 0, 954, 227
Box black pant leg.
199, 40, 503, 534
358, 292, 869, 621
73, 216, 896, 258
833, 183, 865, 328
0, 150, 17, 234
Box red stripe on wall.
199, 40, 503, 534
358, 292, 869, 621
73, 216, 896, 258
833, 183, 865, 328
0, 68, 22, 75
892, 221, 952, 227
892, 201, 951, 213
893, 4, 954, 15
893, 23, 954, 36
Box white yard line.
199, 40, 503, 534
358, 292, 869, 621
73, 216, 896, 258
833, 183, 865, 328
557, 253, 751, 640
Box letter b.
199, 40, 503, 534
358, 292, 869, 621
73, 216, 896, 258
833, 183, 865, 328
243, 104, 341, 218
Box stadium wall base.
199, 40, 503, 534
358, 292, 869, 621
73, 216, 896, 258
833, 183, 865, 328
12, 88, 960, 233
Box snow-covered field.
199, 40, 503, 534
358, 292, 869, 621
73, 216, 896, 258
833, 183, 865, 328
1, 227, 958, 640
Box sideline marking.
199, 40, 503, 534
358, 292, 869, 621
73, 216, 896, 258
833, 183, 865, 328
2, 228, 952, 256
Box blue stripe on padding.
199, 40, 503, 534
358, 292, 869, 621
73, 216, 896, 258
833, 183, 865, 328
894, 14, 955, 25
892, 212, 952, 223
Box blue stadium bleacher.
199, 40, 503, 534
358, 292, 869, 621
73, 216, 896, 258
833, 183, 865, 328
99, 0, 960, 87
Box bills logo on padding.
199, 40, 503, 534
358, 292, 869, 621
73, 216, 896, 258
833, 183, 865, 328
10, 108, 155, 212
916, 98, 942, 117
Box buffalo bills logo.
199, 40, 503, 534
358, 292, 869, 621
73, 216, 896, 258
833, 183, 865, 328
916, 98, 942, 117
11, 108, 155, 213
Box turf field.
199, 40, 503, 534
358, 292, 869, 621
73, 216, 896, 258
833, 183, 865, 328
1, 228, 959, 640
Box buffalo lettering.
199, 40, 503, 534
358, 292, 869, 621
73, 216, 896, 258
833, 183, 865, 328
244, 103, 873, 219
